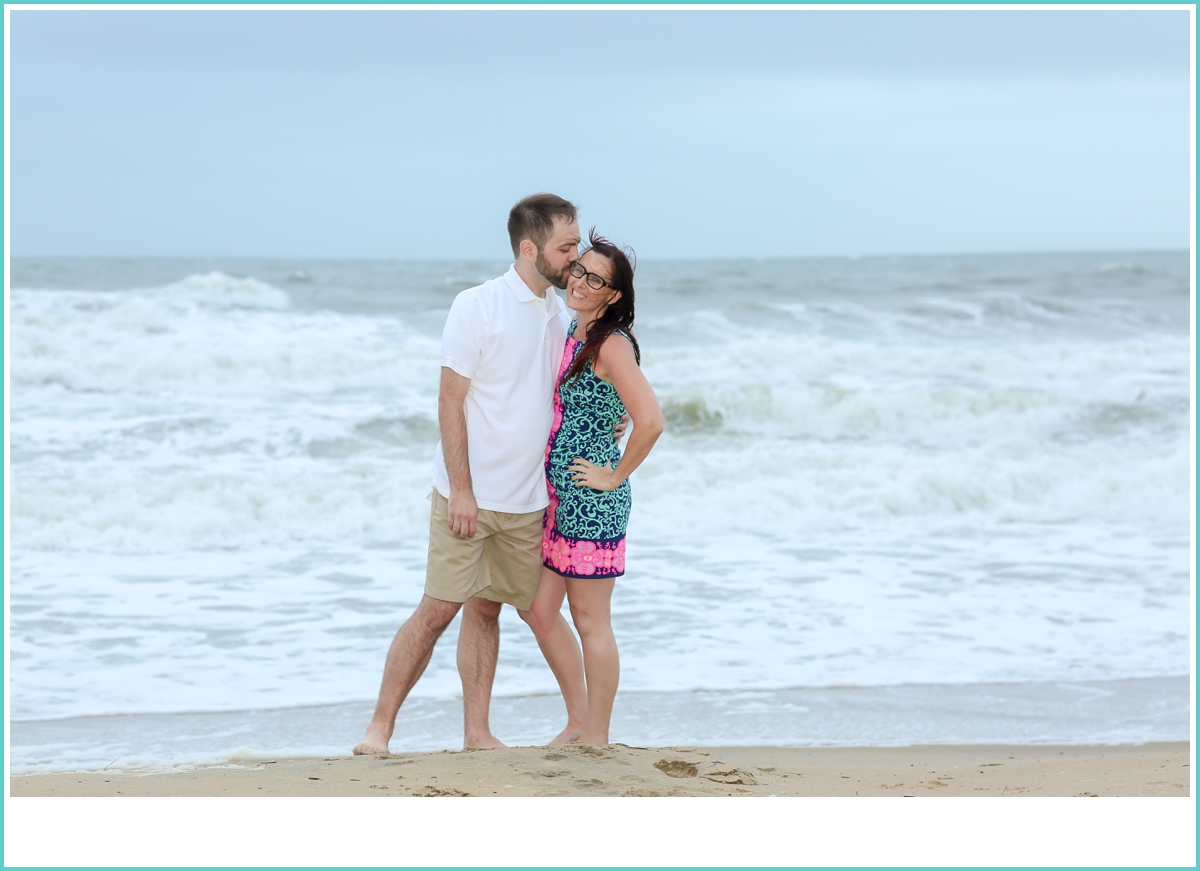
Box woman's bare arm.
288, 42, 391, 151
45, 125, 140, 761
570, 334, 664, 491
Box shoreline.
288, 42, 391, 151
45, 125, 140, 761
12, 676, 1190, 776
11, 741, 1190, 797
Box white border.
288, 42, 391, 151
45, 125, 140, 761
2, 796, 1198, 867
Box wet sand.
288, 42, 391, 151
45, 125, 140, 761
10, 741, 1190, 797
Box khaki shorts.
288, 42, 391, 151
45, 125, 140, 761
424, 488, 544, 611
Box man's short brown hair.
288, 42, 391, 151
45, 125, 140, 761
508, 193, 577, 257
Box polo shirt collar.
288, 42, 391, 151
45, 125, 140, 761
504, 264, 564, 316
504, 265, 539, 301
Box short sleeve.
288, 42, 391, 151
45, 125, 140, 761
440, 290, 485, 379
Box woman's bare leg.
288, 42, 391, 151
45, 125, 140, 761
518, 567, 588, 744
566, 576, 618, 746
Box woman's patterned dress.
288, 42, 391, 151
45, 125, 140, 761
541, 323, 631, 578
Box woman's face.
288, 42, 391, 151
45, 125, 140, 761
566, 251, 621, 316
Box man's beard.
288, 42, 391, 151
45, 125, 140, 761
534, 249, 569, 289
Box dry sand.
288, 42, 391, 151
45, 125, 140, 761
11, 741, 1189, 797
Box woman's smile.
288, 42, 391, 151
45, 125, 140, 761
567, 254, 619, 312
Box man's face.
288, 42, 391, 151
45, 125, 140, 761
534, 218, 581, 290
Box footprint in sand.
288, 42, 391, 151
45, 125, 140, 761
414, 785, 472, 797
654, 759, 698, 778
703, 768, 758, 785
554, 744, 611, 759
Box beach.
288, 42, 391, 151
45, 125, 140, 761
4, 253, 1194, 869
11, 742, 1190, 797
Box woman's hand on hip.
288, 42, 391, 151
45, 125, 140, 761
569, 458, 619, 491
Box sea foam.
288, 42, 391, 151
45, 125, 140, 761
8, 255, 1191, 730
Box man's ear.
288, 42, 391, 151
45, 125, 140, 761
518, 238, 537, 262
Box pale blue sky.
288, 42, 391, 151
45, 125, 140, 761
10, 9, 1192, 259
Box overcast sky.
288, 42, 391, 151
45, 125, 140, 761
9, 9, 1193, 259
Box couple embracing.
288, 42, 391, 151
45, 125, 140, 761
354, 193, 663, 754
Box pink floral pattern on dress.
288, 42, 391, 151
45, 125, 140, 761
541, 524, 624, 579
570, 541, 598, 575
612, 539, 626, 574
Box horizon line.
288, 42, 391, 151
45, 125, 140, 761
8, 246, 1191, 262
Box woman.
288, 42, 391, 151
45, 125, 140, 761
518, 229, 664, 746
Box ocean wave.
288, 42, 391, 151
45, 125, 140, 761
11, 286, 439, 395
645, 335, 1189, 444
8, 280, 1190, 552
10, 460, 434, 552
632, 437, 1189, 536
145, 271, 292, 310
8, 433, 1187, 553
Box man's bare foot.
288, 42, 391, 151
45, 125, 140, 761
463, 732, 507, 750
353, 723, 392, 756
548, 724, 584, 745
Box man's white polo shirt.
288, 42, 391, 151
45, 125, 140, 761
433, 265, 570, 513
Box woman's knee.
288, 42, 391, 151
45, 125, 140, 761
519, 601, 557, 640
568, 603, 610, 640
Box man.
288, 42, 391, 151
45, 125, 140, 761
353, 193, 580, 754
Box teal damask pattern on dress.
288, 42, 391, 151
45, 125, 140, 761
541, 323, 631, 578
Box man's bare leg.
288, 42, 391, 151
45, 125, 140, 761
458, 596, 506, 749
353, 595, 462, 755
518, 567, 587, 744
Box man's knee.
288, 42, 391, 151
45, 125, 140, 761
465, 596, 503, 622
415, 595, 461, 633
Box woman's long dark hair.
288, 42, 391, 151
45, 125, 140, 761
562, 228, 641, 384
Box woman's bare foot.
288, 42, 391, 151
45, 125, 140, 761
352, 723, 392, 756
464, 731, 507, 750
548, 724, 584, 745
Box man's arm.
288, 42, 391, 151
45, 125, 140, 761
613, 413, 630, 443
438, 366, 477, 539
